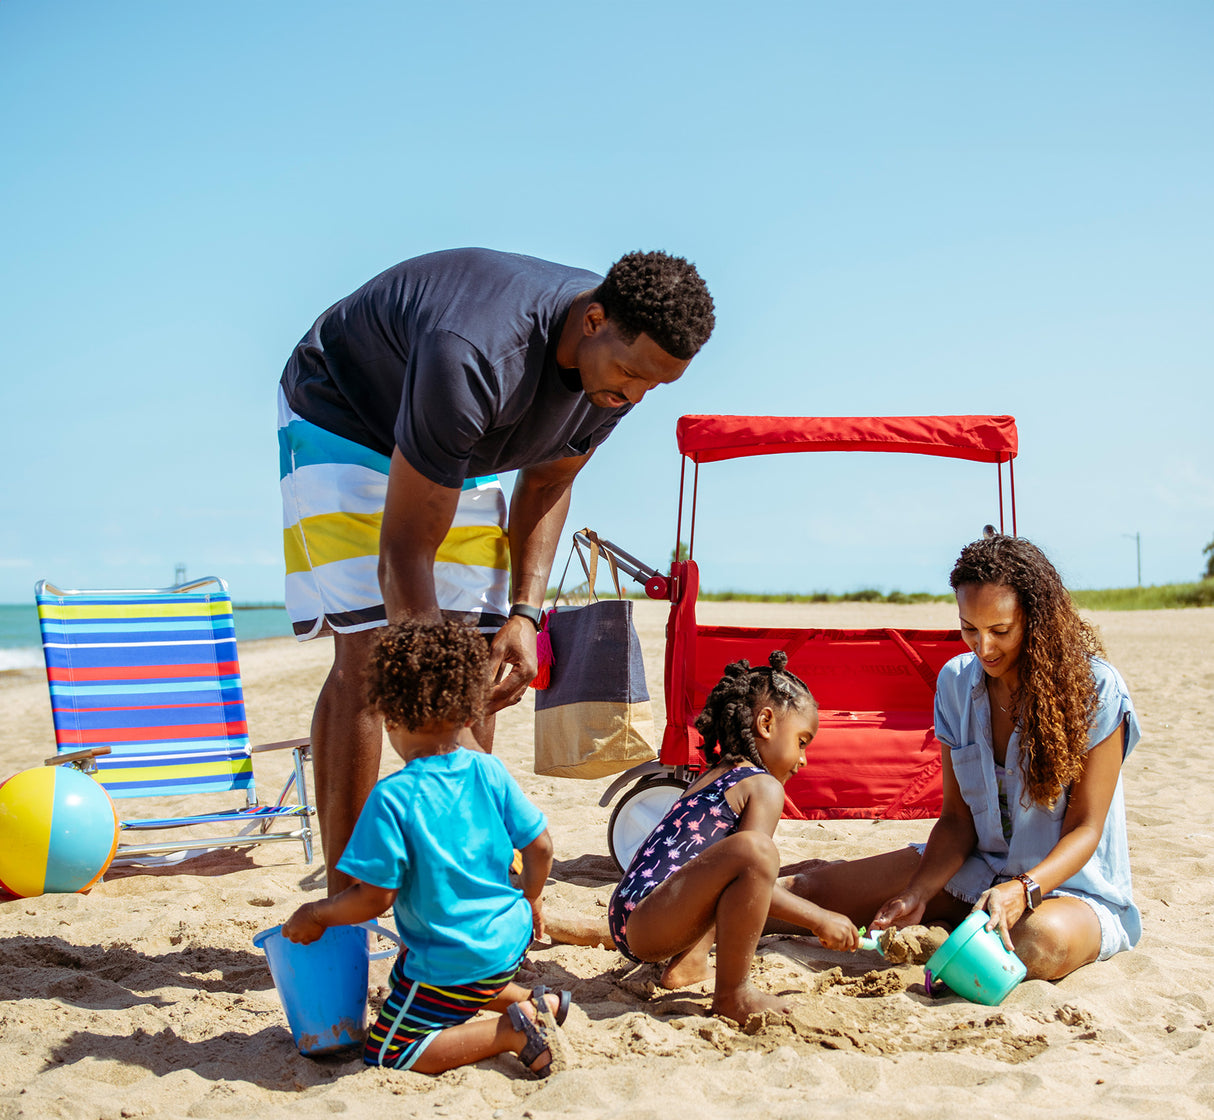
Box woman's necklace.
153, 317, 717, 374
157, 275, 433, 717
989, 683, 1019, 715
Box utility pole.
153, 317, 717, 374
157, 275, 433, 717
1121, 533, 1141, 587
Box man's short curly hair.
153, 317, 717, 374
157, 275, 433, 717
594, 251, 715, 360
366, 619, 488, 730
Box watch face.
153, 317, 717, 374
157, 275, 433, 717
1020, 875, 1042, 908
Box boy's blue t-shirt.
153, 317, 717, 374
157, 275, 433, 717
337, 749, 547, 986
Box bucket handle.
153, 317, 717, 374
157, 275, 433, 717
359, 920, 403, 961
923, 967, 949, 999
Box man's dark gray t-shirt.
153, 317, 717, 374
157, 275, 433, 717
280, 248, 631, 489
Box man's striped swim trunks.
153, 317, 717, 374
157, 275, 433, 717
277, 389, 510, 638
364, 952, 520, 1069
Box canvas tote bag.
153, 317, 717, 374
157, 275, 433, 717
532, 531, 657, 778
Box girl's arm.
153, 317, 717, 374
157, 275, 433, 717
282, 881, 398, 944
518, 828, 554, 941
767, 884, 859, 951
736, 774, 860, 951
870, 742, 977, 929
979, 725, 1125, 946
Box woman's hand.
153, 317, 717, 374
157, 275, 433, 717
870, 892, 927, 931
975, 880, 1027, 950
814, 909, 860, 952
282, 902, 328, 945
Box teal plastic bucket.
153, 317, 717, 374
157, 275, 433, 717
924, 910, 1027, 1006
254, 921, 401, 1056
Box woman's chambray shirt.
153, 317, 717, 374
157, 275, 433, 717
933, 653, 1141, 948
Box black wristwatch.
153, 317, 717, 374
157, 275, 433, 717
1015, 873, 1042, 911
507, 603, 543, 630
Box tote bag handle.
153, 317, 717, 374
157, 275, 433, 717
551, 528, 624, 608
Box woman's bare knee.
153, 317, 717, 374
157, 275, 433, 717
1014, 903, 1099, 980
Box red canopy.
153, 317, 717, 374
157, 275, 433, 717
675, 415, 1018, 465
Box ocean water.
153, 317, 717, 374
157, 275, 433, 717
0, 603, 296, 671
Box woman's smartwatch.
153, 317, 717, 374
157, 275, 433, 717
1015, 873, 1042, 911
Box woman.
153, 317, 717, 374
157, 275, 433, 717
784, 534, 1140, 981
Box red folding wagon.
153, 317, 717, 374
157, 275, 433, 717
593, 414, 1019, 870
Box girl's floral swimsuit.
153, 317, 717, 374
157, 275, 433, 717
608, 766, 765, 961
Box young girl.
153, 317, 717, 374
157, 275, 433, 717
783, 534, 1141, 981
607, 651, 859, 1025
282, 619, 569, 1077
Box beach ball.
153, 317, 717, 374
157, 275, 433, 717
0, 766, 120, 897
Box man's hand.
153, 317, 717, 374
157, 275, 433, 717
486, 615, 539, 712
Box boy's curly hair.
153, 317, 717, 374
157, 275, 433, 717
695, 650, 817, 770
950, 534, 1106, 807
366, 619, 488, 730
594, 250, 715, 360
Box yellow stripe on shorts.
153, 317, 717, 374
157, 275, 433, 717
436, 525, 509, 571
286, 515, 508, 575
284, 511, 382, 573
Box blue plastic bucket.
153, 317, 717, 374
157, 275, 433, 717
253, 921, 401, 1056
924, 910, 1027, 1006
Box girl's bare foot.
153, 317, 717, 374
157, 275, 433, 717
661, 949, 713, 989
712, 984, 793, 1026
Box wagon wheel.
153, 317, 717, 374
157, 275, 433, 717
607, 775, 690, 873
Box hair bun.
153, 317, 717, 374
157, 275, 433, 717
724, 659, 751, 679
768, 650, 789, 672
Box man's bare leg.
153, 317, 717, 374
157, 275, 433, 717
463, 712, 496, 752
312, 629, 383, 895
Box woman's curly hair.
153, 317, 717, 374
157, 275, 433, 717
594, 250, 715, 360
695, 650, 817, 770
366, 619, 488, 731
950, 534, 1106, 807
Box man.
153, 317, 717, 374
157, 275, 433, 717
278, 247, 715, 890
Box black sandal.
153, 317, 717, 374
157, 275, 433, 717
507, 1001, 552, 1078
530, 984, 571, 1026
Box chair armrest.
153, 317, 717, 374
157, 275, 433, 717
251, 737, 311, 755
45, 746, 112, 767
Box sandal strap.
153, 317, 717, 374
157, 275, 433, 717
507, 1001, 552, 1077
530, 985, 572, 1027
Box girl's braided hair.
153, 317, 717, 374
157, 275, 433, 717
695, 650, 817, 769
951, 534, 1105, 807
366, 619, 488, 730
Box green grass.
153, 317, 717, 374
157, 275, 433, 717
695, 589, 950, 604
554, 580, 1214, 609
1069, 580, 1214, 610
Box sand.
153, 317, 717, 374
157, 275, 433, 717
2, 599, 1213, 1119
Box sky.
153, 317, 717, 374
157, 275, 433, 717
1, 1, 1211, 605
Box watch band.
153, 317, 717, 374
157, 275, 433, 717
1015, 873, 1042, 911
508, 603, 543, 630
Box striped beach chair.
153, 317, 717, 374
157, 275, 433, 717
35, 577, 314, 867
